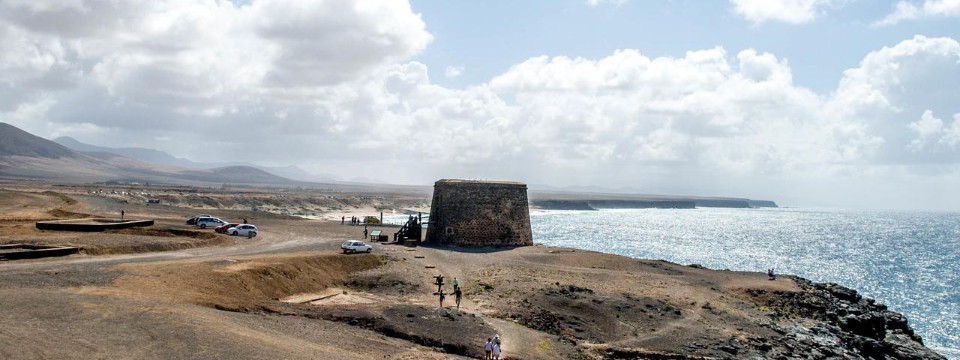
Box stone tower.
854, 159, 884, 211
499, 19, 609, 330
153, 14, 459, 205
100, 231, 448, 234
425, 179, 533, 247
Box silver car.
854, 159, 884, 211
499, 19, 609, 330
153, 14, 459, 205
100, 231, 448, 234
195, 217, 227, 229
341, 240, 372, 254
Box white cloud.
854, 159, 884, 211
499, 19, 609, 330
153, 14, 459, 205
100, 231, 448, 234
0, 0, 432, 118
730, 0, 836, 25
829, 35, 960, 163
873, 0, 960, 26
2, 1, 960, 208
909, 110, 960, 150
444, 65, 463, 79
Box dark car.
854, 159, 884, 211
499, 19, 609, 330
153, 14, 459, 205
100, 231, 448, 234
215, 223, 240, 234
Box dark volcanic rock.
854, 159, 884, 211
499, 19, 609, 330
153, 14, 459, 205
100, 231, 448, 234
749, 278, 946, 360
305, 304, 494, 358
506, 284, 681, 342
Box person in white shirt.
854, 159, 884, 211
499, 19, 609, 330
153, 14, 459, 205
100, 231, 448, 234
484, 338, 493, 359
492, 341, 501, 359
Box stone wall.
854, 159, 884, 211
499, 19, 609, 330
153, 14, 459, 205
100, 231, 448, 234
425, 179, 532, 247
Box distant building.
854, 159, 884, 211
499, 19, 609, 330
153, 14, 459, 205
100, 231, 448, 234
425, 179, 532, 247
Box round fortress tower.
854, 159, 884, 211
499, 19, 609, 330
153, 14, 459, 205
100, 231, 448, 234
425, 179, 533, 247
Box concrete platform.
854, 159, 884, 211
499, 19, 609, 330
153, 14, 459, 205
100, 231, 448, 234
35, 218, 154, 232
0, 244, 80, 260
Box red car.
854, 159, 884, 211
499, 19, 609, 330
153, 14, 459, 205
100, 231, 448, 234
215, 223, 240, 234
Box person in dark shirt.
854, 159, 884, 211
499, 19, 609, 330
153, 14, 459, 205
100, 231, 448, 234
454, 286, 463, 309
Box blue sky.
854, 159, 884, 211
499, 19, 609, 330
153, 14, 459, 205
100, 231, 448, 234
413, 0, 960, 91
1, 0, 959, 209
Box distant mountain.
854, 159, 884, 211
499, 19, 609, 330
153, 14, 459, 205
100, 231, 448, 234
54, 136, 198, 168
53, 136, 339, 183
0, 123, 77, 159
0, 123, 300, 186
178, 166, 294, 184
265, 165, 341, 183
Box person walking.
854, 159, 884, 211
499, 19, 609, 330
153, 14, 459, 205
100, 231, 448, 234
484, 338, 493, 360
454, 286, 463, 310
341, 216, 345, 225
120, 210, 125, 220
363, 227, 368, 239
452, 277, 460, 291
435, 274, 444, 293
438, 291, 446, 308
492, 341, 501, 360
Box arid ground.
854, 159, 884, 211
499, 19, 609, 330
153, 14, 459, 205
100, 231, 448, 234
0, 182, 943, 359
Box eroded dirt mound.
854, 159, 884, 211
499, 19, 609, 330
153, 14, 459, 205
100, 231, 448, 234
44, 208, 92, 219
111, 252, 384, 310
81, 232, 231, 255
304, 304, 494, 358
105, 228, 219, 239
40, 191, 78, 206
0, 190, 82, 221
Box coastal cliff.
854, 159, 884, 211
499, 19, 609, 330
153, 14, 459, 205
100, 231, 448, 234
531, 198, 778, 210
741, 278, 944, 359
318, 245, 944, 359
532, 199, 696, 210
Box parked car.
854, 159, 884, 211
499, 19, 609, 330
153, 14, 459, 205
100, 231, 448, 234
341, 240, 372, 254
215, 223, 241, 234
227, 224, 257, 237
186, 214, 213, 225
196, 217, 228, 229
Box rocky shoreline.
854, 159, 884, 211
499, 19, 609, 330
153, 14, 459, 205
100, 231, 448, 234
742, 278, 945, 359
261, 261, 946, 359
263, 246, 947, 360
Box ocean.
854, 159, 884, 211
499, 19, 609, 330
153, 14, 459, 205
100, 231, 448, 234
530, 207, 960, 359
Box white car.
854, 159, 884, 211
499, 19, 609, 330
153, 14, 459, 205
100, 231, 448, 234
341, 240, 372, 254
227, 224, 258, 237
196, 217, 228, 229
186, 214, 213, 225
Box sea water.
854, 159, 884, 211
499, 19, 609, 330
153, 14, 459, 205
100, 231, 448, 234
530, 207, 960, 359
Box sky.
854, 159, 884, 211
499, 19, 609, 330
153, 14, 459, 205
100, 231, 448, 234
1, 0, 959, 210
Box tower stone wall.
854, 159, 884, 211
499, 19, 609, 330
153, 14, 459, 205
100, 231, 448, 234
425, 179, 533, 247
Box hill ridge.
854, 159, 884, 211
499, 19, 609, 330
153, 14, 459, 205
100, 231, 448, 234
0, 123, 77, 159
